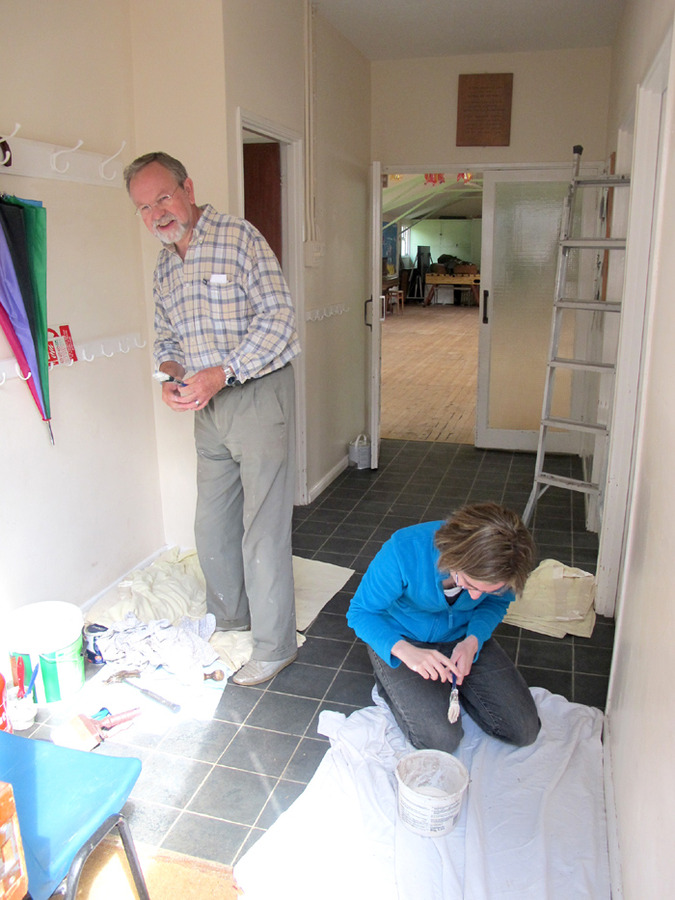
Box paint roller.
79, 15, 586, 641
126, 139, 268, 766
51, 708, 141, 751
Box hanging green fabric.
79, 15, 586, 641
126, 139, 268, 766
0, 194, 50, 422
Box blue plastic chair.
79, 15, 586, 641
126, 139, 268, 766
0, 730, 150, 899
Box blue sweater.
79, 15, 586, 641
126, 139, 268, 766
347, 521, 515, 667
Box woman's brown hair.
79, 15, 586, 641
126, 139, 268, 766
434, 502, 535, 594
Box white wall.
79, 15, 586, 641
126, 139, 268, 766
0, 1, 164, 633
603, 2, 675, 896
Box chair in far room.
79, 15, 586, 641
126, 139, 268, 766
0, 730, 149, 900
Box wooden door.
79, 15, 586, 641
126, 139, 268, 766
243, 142, 283, 265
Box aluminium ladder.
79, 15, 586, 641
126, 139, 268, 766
523, 145, 630, 526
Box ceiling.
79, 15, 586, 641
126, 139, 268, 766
314, 0, 623, 221
313, 0, 623, 62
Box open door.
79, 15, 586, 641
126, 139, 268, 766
477, 166, 596, 451
368, 161, 383, 468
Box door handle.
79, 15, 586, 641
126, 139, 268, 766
482, 289, 489, 324
364, 297, 372, 329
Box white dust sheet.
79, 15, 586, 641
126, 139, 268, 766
87, 551, 355, 673
234, 688, 610, 900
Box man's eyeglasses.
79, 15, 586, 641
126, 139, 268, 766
134, 184, 183, 217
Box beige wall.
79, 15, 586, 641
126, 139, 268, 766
303, 13, 371, 493
129, 0, 230, 549
604, 2, 675, 896
371, 47, 611, 166
0, 1, 164, 631
0, 0, 373, 641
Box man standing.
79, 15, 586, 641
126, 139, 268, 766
125, 152, 300, 686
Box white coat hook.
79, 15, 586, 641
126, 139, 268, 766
100, 343, 114, 358
118, 339, 130, 353
82, 348, 95, 362
99, 140, 126, 181
1, 123, 20, 165
133, 336, 147, 348
15, 364, 31, 381
51, 139, 84, 174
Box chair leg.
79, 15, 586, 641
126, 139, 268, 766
62, 813, 150, 900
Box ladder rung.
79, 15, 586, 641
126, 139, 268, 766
535, 472, 600, 495
524, 149, 627, 526
550, 357, 616, 374
555, 299, 622, 312
573, 175, 630, 188
543, 416, 609, 435
562, 238, 626, 250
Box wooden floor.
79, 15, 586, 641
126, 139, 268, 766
380, 303, 478, 444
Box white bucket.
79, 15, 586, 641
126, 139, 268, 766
348, 433, 371, 469
7, 601, 85, 704
395, 749, 469, 837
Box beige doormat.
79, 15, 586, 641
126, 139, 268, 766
74, 837, 242, 899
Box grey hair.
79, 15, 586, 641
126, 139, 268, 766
123, 152, 189, 193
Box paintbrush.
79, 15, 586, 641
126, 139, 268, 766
153, 371, 187, 387
447, 672, 460, 724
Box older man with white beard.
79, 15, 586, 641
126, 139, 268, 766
125, 152, 301, 686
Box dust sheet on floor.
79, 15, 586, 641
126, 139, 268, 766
234, 688, 610, 900
504, 558, 597, 638
85, 549, 354, 677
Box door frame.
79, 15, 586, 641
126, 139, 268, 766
375, 161, 602, 455
369, 162, 383, 468
595, 31, 671, 617
236, 107, 308, 504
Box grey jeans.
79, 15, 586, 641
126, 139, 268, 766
369, 637, 540, 753
193, 364, 297, 661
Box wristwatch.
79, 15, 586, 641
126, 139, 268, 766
222, 364, 240, 387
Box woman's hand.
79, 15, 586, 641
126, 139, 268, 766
391, 635, 479, 684
392, 640, 454, 682
448, 635, 479, 683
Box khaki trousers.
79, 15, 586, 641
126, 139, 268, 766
193, 364, 297, 661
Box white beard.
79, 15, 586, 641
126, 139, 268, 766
153, 216, 189, 245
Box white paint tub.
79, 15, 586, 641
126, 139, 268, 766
7, 601, 85, 704
395, 749, 469, 837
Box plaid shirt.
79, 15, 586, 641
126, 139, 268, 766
153, 205, 300, 382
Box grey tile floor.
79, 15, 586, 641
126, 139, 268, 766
26, 439, 613, 869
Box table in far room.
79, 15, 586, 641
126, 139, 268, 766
424, 272, 480, 307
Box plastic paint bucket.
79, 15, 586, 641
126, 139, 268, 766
395, 749, 469, 837
348, 433, 371, 469
7, 601, 85, 704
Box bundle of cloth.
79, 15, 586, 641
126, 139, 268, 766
504, 558, 596, 638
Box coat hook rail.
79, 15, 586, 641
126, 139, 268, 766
1, 123, 21, 165
305, 303, 350, 322
0, 131, 127, 187
1, 332, 146, 383
100, 140, 127, 181
50, 140, 84, 174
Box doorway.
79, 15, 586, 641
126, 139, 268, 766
237, 109, 308, 503
380, 170, 483, 444
243, 140, 283, 264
